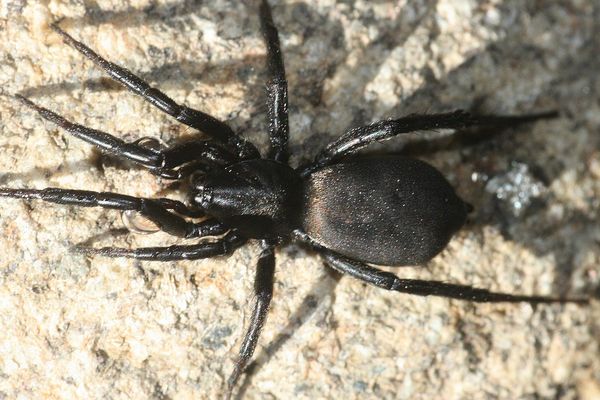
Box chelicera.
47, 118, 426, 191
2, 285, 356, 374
1, 1, 589, 398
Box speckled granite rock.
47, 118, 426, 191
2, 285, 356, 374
0, 1, 599, 399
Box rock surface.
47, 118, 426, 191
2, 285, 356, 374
0, 1, 599, 399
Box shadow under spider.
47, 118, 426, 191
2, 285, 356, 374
0, 160, 102, 186
60, 0, 226, 28
18, 55, 267, 99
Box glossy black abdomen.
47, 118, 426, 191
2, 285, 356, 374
302, 157, 469, 266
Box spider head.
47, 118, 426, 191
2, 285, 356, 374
191, 159, 303, 240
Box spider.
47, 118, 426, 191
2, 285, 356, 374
0, 1, 589, 398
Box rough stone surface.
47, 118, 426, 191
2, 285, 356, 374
0, 1, 599, 399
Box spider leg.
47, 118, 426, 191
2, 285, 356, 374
225, 240, 275, 400
15, 95, 236, 178
259, 0, 289, 163
16, 95, 160, 168
166, 161, 213, 181
320, 250, 588, 304
302, 110, 558, 175
50, 23, 259, 160
75, 231, 246, 261
0, 187, 225, 238
153, 198, 204, 218
161, 142, 236, 169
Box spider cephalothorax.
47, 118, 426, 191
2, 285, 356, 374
0, 1, 589, 399
193, 159, 303, 239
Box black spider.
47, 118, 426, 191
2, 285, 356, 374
0, 1, 589, 399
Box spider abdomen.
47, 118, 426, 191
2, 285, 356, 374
302, 156, 470, 266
